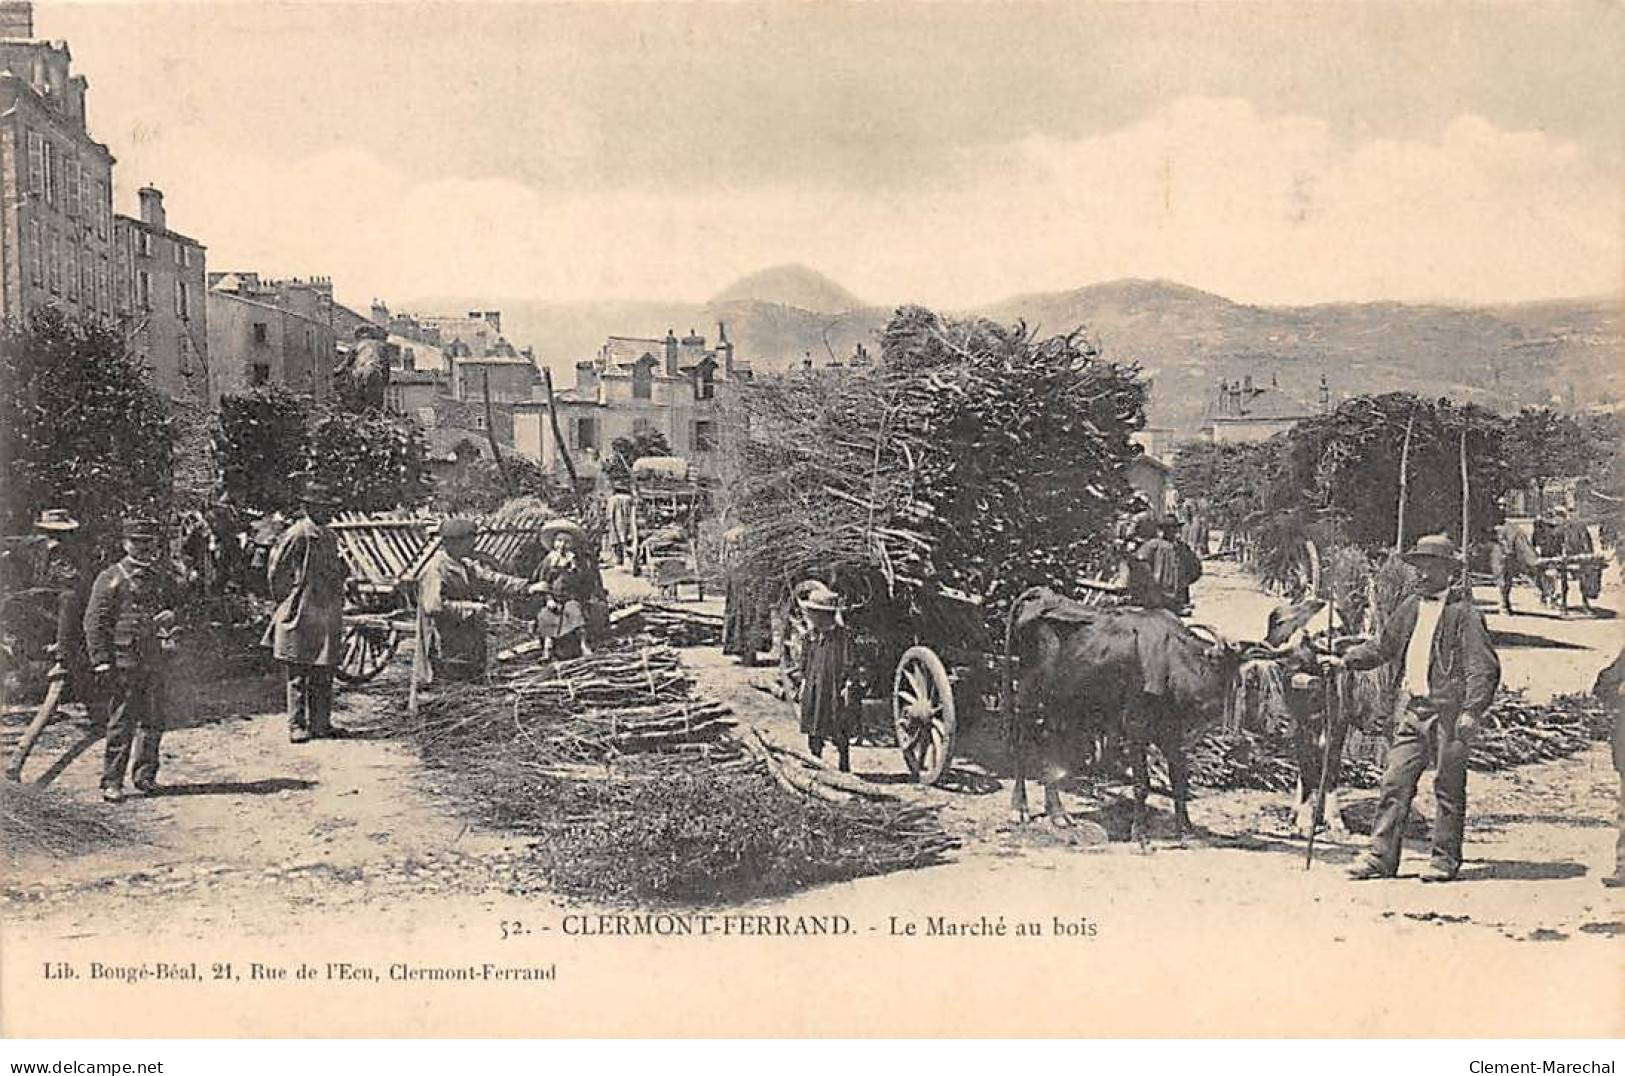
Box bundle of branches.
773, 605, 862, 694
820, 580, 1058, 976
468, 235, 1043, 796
529, 751, 956, 904
1468, 690, 1611, 772
2, 781, 140, 859
731, 306, 1147, 638
640, 603, 724, 647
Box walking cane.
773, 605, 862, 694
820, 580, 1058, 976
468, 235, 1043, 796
1305, 595, 1338, 870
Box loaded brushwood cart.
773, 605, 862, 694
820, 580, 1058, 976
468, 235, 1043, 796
733, 309, 1148, 785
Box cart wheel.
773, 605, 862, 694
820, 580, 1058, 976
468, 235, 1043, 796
335, 622, 401, 684
893, 645, 956, 786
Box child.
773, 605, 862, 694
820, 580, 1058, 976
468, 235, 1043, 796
796, 581, 856, 772
535, 531, 591, 660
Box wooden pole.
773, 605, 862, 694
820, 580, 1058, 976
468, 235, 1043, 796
1460, 423, 1471, 589
1395, 407, 1417, 553
481, 369, 514, 495
541, 366, 581, 502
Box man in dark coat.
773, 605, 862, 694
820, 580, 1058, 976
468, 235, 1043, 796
1489, 521, 1542, 615
27, 508, 92, 696
1132, 516, 1183, 611
1592, 647, 1625, 888
796, 582, 856, 772
1325, 535, 1500, 882
83, 516, 180, 802
262, 482, 350, 742
418, 518, 541, 683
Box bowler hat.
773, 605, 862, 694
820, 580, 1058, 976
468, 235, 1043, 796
34, 508, 80, 532
122, 516, 161, 540
1401, 534, 1461, 565
438, 518, 479, 541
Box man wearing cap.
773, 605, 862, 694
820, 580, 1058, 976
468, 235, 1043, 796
1322, 534, 1500, 882
263, 482, 351, 743
83, 516, 180, 802
419, 519, 545, 682
28, 509, 92, 693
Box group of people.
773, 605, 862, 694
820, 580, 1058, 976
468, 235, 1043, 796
1490, 506, 1604, 615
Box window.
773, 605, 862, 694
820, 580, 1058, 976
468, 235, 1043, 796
43, 142, 57, 205
695, 364, 715, 401
473, 413, 488, 432
28, 221, 43, 285
47, 229, 59, 293
26, 132, 43, 196
692, 420, 717, 453
252, 322, 268, 345
250, 363, 271, 387
135, 270, 150, 310
173, 241, 184, 266
96, 181, 109, 239
174, 279, 189, 319
65, 157, 79, 218
64, 242, 78, 299
181, 244, 191, 268
97, 264, 110, 316
572, 416, 598, 451
138, 232, 153, 258
632, 360, 652, 400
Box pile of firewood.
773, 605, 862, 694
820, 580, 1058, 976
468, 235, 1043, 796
637, 603, 724, 647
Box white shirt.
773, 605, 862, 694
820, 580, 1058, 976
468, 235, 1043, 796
1402, 596, 1445, 699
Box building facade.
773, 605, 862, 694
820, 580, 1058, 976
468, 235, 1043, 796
112, 186, 208, 402
207, 271, 334, 402
516, 325, 750, 482
1198, 375, 1315, 443
0, 5, 117, 326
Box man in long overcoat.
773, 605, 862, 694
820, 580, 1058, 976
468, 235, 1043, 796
83, 516, 180, 802
262, 482, 350, 742
1325, 535, 1500, 882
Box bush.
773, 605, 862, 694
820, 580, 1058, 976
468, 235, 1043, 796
0, 307, 175, 541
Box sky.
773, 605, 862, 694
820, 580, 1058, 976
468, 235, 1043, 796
39, 1, 1625, 312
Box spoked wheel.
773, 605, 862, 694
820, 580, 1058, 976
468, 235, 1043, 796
335, 621, 402, 684
893, 645, 957, 786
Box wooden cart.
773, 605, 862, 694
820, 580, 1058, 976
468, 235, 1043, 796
327, 510, 559, 684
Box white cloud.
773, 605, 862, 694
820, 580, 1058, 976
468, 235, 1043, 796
118, 97, 1621, 310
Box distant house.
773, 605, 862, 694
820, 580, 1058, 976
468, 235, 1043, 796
1198, 375, 1315, 442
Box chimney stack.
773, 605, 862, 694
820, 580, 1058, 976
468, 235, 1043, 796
138, 186, 166, 231
0, 2, 34, 39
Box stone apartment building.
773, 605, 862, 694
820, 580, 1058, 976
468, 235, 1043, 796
207, 270, 334, 403
1198, 374, 1316, 443
516, 324, 751, 482
0, 2, 116, 326
113, 186, 208, 402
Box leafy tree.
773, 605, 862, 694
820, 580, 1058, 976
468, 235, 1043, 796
308, 410, 432, 512
432, 452, 553, 514
215, 386, 309, 514
0, 307, 175, 542
1503, 407, 1589, 513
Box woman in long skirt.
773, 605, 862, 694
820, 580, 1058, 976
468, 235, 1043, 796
796, 582, 856, 772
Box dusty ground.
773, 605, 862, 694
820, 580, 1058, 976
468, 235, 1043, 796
2, 562, 1621, 1037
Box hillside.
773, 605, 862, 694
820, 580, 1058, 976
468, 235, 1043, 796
709, 263, 867, 314
414, 274, 1622, 436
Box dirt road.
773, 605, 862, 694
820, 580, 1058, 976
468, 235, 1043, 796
3, 563, 1621, 1037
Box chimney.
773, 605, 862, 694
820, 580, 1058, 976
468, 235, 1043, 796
138, 186, 166, 231
716, 320, 734, 378
664, 328, 678, 376
0, 2, 34, 39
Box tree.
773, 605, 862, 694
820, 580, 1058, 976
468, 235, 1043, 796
308, 410, 432, 512
432, 452, 553, 514
0, 307, 175, 541
1504, 407, 1589, 513
215, 386, 309, 514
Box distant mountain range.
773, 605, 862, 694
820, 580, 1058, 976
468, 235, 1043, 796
413, 267, 1622, 437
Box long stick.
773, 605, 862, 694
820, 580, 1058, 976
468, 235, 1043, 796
1460, 424, 1471, 590
541, 366, 581, 500
482, 368, 514, 496
1395, 407, 1417, 553
5, 678, 65, 781
1306, 593, 1336, 870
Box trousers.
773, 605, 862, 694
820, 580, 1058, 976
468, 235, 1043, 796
99, 669, 163, 790
1369, 705, 1471, 875
285, 663, 334, 735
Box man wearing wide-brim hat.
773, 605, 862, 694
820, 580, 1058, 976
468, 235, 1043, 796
28, 508, 90, 690
83, 515, 180, 802
1321, 534, 1501, 882
262, 480, 350, 742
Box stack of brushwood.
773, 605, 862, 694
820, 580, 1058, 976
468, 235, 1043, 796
638, 602, 724, 647
1154, 690, 1610, 795
1468, 691, 1612, 772
731, 306, 1147, 633
400, 642, 956, 903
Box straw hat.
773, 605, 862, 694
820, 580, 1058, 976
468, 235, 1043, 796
539, 518, 586, 548
34, 508, 79, 532
798, 581, 840, 612
1401, 534, 1461, 566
